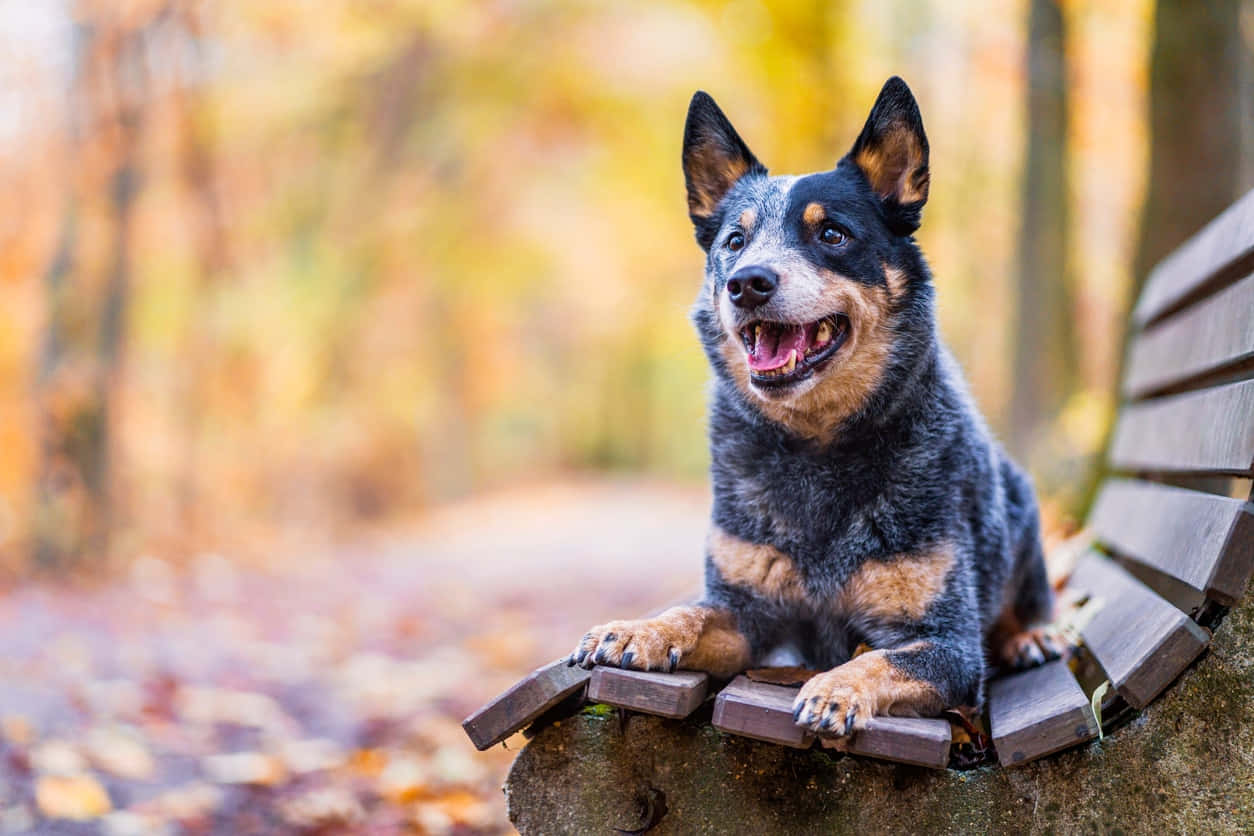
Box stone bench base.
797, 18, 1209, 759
505, 588, 1254, 834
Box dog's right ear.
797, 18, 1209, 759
683, 92, 766, 250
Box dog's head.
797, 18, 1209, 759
686, 77, 934, 440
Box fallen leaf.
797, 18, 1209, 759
347, 747, 387, 778
35, 774, 112, 820
30, 740, 86, 776
0, 715, 34, 747
1090, 680, 1110, 740
378, 754, 430, 802
279, 788, 365, 829
143, 782, 223, 823
276, 737, 347, 775
202, 752, 286, 786
744, 666, 820, 687
85, 727, 156, 780
102, 810, 171, 836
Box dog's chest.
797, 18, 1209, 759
723, 449, 887, 557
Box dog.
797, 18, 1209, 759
570, 77, 1058, 736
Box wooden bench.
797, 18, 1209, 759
463, 188, 1254, 771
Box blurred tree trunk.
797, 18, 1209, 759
1008, 0, 1075, 460
173, 0, 226, 535
1132, 0, 1253, 295
32, 15, 149, 569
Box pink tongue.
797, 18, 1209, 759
749, 325, 808, 371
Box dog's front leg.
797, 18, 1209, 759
570, 605, 751, 678
791, 639, 972, 736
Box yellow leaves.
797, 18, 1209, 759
35, 775, 112, 821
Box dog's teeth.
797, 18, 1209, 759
782, 350, 796, 374
816, 320, 832, 343
754, 324, 762, 343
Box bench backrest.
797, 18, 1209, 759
1089, 188, 1254, 614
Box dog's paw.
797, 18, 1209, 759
792, 668, 872, 737
997, 625, 1067, 671
569, 618, 688, 672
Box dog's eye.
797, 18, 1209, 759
820, 224, 846, 246
726, 232, 745, 252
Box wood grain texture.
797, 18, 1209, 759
1108, 378, 1254, 476
1088, 478, 1254, 607
588, 668, 709, 719
1134, 187, 1254, 327
988, 660, 1098, 767
711, 676, 813, 749
1067, 552, 1210, 709
462, 660, 590, 750
1125, 271, 1254, 398
829, 716, 952, 769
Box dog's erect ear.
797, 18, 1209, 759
683, 91, 766, 250
846, 77, 930, 235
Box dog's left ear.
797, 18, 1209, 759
845, 76, 930, 235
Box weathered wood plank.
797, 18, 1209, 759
1066, 552, 1210, 709
988, 660, 1099, 767
1108, 378, 1254, 476
462, 660, 590, 750
1134, 187, 1254, 327
1125, 271, 1254, 398
588, 668, 708, 719
825, 716, 952, 770
711, 676, 813, 749
1088, 478, 1254, 608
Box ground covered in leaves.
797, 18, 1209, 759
0, 480, 706, 835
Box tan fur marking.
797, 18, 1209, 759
854, 125, 928, 204
802, 201, 826, 225
719, 272, 896, 442
794, 641, 945, 732
884, 265, 908, 300
989, 605, 1066, 669
689, 149, 754, 218
839, 544, 954, 622
738, 208, 757, 231
707, 526, 806, 603
576, 605, 750, 678
682, 608, 753, 676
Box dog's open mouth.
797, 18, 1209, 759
739, 314, 850, 386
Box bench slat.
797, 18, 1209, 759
1134, 187, 1254, 327
1067, 552, 1210, 709
1108, 378, 1254, 476
1125, 271, 1254, 398
712, 676, 813, 749
712, 676, 951, 767
825, 716, 953, 769
588, 668, 709, 719
988, 660, 1099, 767
1089, 478, 1254, 608
462, 660, 590, 750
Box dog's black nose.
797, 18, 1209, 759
726, 267, 778, 309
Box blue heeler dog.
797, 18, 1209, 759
570, 77, 1058, 736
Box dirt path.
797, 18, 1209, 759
0, 478, 709, 834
